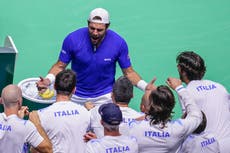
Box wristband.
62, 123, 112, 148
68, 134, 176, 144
45, 73, 55, 84
137, 80, 148, 91
175, 85, 184, 92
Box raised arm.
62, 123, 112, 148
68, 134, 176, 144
122, 66, 155, 91
29, 111, 53, 153
36, 60, 67, 92
167, 77, 202, 134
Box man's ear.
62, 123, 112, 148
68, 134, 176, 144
0, 97, 2, 104
106, 23, 110, 29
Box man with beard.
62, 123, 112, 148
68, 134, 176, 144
176, 51, 230, 153
37, 8, 149, 106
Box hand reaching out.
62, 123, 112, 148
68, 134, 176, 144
166, 77, 182, 90
83, 131, 97, 142
145, 77, 157, 92
36, 77, 51, 93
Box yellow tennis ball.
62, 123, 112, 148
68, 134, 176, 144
39, 88, 54, 99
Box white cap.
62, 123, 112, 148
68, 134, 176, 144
88, 8, 110, 24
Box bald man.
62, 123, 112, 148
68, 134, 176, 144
0, 84, 52, 153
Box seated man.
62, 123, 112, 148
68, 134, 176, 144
0, 84, 52, 153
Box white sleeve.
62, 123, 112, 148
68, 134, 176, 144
85, 143, 94, 153
89, 107, 104, 138
176, 86, 202, 118
175, 86, 202, 135
25, 120, 44, 148
175, 85, 186, 113
85, 140, 100, 153
228, 94, 230, 111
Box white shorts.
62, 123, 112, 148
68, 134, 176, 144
71, 93, 112, 106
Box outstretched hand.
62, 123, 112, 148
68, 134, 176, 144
83, 131, 97, 142
36, 76, 51, 93
166, 77, 182, 90
145, 77, 157, 92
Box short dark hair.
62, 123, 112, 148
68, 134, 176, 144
176, 51, 206, 80
147, 85, 175, 128
113, 76, 133, 104
54, 69, 76, 96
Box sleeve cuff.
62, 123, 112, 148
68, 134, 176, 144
45, 73, 55, 84
137, 80, 148, 91
175, 85, 184, 92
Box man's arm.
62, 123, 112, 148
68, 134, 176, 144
37, 60, 67, 92
48, 60, 67, 76
122, 67, 141, 85
167, 77, 202, 134
122, 66, 153, 91
29, 111, 53, 153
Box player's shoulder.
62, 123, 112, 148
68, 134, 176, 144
87, 138, 103, 146
203, 80, 224, 86
169, 118, 198, 130
188, 79, 227, 92
64, 27, 88, 42
188, 80, 222, 87
69, 27, 88, 35
121, 108, 144, 121
15, 119, 37, 131
129, 119, 147, 129
123, 135, 138, 142
5, 118, 36, 135
37, 103, 55, 114
4, 114, 29, 125
61, 102, 91, 115
106, 29, 126, 41
121, 107, 138, 113
86, 138, 105, 153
